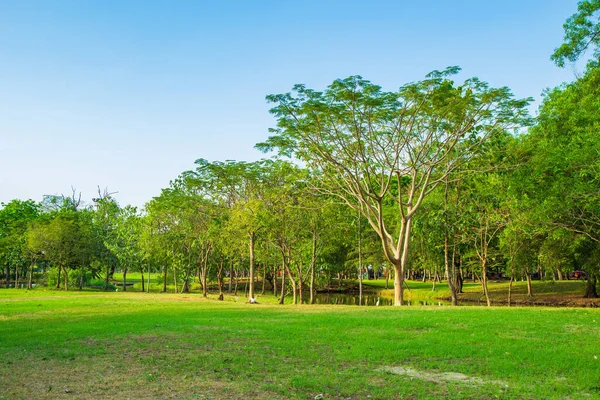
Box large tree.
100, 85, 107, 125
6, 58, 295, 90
259, 68, 530, 305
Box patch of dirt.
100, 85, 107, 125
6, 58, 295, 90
380, 366, 507, 387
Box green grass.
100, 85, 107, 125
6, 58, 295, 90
1, 289, 600, 399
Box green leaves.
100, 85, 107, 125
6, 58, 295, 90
552, 0, 600, 67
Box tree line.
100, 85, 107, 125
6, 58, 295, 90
1, 1, 599, 305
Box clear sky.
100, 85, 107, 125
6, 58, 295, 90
0, 0, 584, 207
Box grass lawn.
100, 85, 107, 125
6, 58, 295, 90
1, 289, 600, 399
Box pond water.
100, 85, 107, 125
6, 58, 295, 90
304, 291, 449, 306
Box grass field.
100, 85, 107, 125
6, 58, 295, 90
1, 289, 600, 399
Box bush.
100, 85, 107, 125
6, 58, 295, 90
46, 267, 60, 287
69, 268, 94, 287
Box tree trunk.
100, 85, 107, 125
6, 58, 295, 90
79, 264, 85, 290
64, 266, 69, 291
526, 268, 533, 298
15, 266, 19, 289
172, 266, 178, 293
584, 273, 598, 298
234, 268, 239, 295
393, 263, 404, 306
104, 253, 110, 291
261, 264, 266, 295
122, 269, 128, 292
272, 265, 278, 296
217, 261, 224, 301
278, 255, 286, 305
444, 230, 458, 306
287, 265, 297, 305
391, 217, 412, 306
248, 232, 255, 302
181, 265, 190, 293
507, 277, 514, 307
228, 262, 233, 293
358, 209, 363, 306
28, 262, 34, 289
201, 264, 208, 297
56, 266, 61, 289
163, 265, 167, 293
141, 269, 145, 293
481, 259, 491, 307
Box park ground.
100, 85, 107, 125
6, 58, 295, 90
1, 285, 600, 399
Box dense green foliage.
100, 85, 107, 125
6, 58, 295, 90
2, 1, 600, 304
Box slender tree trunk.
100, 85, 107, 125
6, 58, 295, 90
248, 232, 255, 302
147, 265, 151, 293
4, 265, 9, 288
201, 264, 208, 297
310, 231, 317, 304
56, 266, 61, 289
298, 271, 303, 304
163, 265, 167, 293
287, 264, 297, 305
526, 267, 533, 298
79, 264, 85, 290
507, 277, 514, 307
261, 264, 266, 295
273, 264, 278, 296
181, 265, 190, 293
15, 266, 19, 289
141, 268, 145, 293
278, 255, 286, 305
217, 261, 224, 301
64, 266, 69, 291
234, 267, 239, 295
228, 262, 233, 293
104, 251, 110, 291
123, 269, 128, 292
443, 178, 458, 306
358, 208, 363, 306
481, 259, 491, 307
28, 261, 34, 289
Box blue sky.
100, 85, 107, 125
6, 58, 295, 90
0, 0, 583, 207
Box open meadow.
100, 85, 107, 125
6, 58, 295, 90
1, 288, 600, 399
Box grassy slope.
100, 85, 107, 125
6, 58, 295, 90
1, 290, 600, 399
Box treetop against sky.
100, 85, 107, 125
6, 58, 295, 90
0, 0, 584, 207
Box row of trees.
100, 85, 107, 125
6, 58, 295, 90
1, 1, 599, 306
